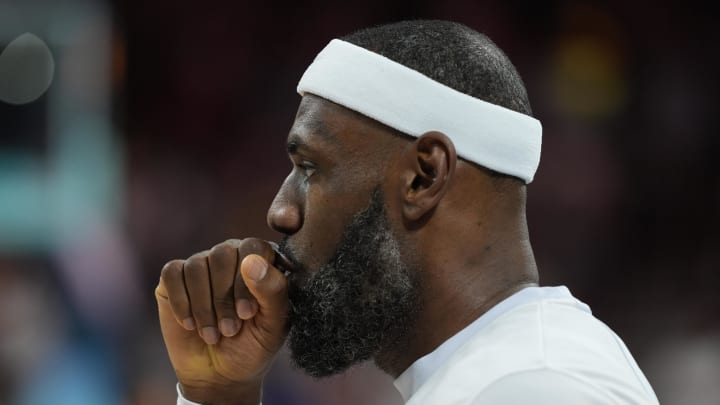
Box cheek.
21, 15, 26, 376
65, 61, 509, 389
296, 182, 373, 269
292, 143, 391, 262
301, 197, 346, 266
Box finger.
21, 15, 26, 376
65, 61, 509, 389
240, 254, 289, 333
208, 241, 242, 337
234, 238, 273, 320
159, 259, 195, 331
184, 251, 219, 345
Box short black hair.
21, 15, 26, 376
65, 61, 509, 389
341, 20, 533, 117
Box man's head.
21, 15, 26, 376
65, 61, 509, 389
268, 20, 539, 378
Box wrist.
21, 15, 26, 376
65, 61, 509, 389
180, 381, 262, 405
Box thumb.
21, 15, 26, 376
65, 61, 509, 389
240, 254, 289, 324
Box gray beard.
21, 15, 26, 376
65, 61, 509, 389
279, 188, 420, 378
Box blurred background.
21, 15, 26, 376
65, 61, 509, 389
0, 0, 718, 404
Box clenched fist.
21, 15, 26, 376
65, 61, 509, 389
155, 238, 291, 405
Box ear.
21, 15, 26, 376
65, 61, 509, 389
400, 131, 457, 222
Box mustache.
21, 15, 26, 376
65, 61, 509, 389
274, 237, 306, 275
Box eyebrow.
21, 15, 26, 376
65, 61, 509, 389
286, 120, 336, 155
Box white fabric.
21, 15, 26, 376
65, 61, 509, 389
394, 286, 586, 401
177, 383, 198, 405
397, 286, 659, 405
297, 39, 543, 183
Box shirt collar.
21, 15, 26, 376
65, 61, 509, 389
392, 285, 587, 402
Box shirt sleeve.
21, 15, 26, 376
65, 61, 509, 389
470, 369, 617, 405
176, 383, 263, 405
177, 384, 202, 405
177, 384, 204, 405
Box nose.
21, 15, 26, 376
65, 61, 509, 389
267, 181, 302, 235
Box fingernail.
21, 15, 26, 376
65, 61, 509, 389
236, 299, 255, 319
182, 318, 196, 330
246, 255, 267, 281
219, 318, 239, 337
201, 326, 219, 345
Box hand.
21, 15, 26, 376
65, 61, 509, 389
155, 238, 289, 405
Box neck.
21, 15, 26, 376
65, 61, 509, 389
375, 191, 538, 377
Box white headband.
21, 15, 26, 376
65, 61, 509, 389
297, 39, 542, 183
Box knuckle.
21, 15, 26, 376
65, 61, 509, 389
223, 238, 243, 246
185, 254, 207, 271
187, 250, 209, 262
210, 242, 233, 255
209, 243, 235, 262
239, 237, 269, 255
161, 260, 184, 278
183, 265, 206, 282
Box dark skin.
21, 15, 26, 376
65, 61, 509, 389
156, 94, 539, 404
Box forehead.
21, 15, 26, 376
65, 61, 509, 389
287, 94, 396, 154
288, 95, 340, 146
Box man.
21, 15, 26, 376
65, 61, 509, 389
156, 20, 659, 404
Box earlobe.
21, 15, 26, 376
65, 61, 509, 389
402, 131, 457, 222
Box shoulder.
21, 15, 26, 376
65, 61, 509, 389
406, 297, 658, 404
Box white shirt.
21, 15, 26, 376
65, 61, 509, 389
397, 286, 659, 404
179, 286, 658, 404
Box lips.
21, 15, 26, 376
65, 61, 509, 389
268, 241, 295, 275
272, 239, 305, 275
